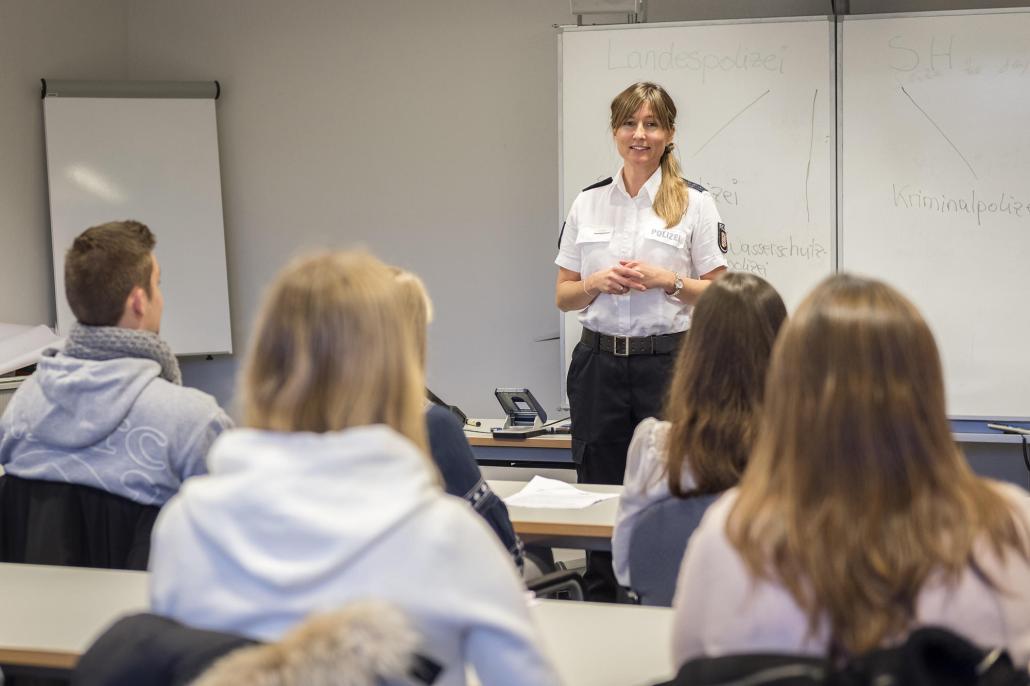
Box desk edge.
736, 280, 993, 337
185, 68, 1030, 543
512, 522, 613, 538
467, 436, 571, 449
0, 648, 77, 670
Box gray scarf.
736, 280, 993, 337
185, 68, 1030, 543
62, 323, 182, 385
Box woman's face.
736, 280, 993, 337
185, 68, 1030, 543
614, 102, 673, 172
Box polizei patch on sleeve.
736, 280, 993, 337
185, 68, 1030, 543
718, 223, 728, 253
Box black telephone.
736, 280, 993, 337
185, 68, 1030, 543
491, 387, 547, 439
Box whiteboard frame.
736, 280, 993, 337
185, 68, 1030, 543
838, 6, 1030, 421
834, 17, 843, 276
839, 7, 1030, 24
557, 29, 568, 411
557, 15, 837, 410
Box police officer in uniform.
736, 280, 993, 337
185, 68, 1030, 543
555, 82, 728, 601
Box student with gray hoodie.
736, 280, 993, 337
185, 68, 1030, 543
0, 220, 232, 506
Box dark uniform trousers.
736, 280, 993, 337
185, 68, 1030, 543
567, 340, 677, 601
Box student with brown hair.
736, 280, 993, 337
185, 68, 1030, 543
671, 274, 1030, 666
611, 272, 786, 590
148, 251, 559, 686
0, 220, 231, 506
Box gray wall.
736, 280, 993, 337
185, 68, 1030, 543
3, 0, 1028, 419
120, 0, 571, 418
0, 0, 127, 327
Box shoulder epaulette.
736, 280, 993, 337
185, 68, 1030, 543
683, 179, 707, 193
582, 177, 613, 192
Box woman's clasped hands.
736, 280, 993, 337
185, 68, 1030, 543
585, 260, 674, 295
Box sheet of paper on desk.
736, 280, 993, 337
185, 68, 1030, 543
0, 323, 63, 375
503, 475, 619, 509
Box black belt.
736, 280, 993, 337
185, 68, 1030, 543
580, 328, 685, 357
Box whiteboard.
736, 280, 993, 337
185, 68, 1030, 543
43, 97, 232, 356
841, 10, 1030, 418
559, 18, 836, 406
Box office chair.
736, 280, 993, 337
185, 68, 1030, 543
627, 493, 719, 607
73, 604, 442, 686
0, 474, 159, 570
527, 568, 586, 602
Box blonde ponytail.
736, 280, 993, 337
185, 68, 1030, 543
655, 143, 688, 228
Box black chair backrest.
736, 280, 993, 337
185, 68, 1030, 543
74, 612, 445, 686
72, 613, 255, 686
628, 492, 720, 607
661, 653, 826, 686
656, 626, 1030, 686
0, 474, 160, 570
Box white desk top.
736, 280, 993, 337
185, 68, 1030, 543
534, 599, 674, 686
0, 564, 674, 685
0, 563, 148, 669
489, 480, 620, 541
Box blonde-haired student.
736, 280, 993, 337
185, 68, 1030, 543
391, 266, 525, 570
149, 251, 559, 686
672, 274, 1030, 666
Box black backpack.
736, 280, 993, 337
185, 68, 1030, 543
657, 627, 1030, 686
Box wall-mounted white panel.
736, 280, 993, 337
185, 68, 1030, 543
841, 10, 1030, 418
559, 18, 836, 406
43, 97, 231, 356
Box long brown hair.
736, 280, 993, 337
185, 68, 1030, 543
727, 273, 1030, 656
664, 273, 786, 497
242, 251, 427, 454
610, 82, 687, 228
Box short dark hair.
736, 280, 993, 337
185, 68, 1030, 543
64, 220, 156, 326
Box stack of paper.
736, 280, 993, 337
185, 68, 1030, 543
502, 476, 619, 510
0, 323, 63, 376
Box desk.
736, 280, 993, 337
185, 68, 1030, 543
951, 419, 1030, 444
0, 564, 674, 686
469, 417, 1030, 484
465, 418, 573, 468
0, 376, 25, 417
489, 480, 620, 551
534, 600, 673, 686
951, 419, 1030, 488
0, 563, 147, 674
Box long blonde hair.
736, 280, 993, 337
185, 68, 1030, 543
664, 273, 786, 497
728, 274, 1030, 656
610, 82, 687, 227
242, 251, 427, 453
389, 267, 433, 369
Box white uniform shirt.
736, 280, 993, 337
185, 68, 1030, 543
555, 166, 728, 337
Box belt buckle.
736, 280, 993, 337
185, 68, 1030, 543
613, 335, 630, 357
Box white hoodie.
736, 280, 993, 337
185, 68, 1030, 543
149, 425, 560, 686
